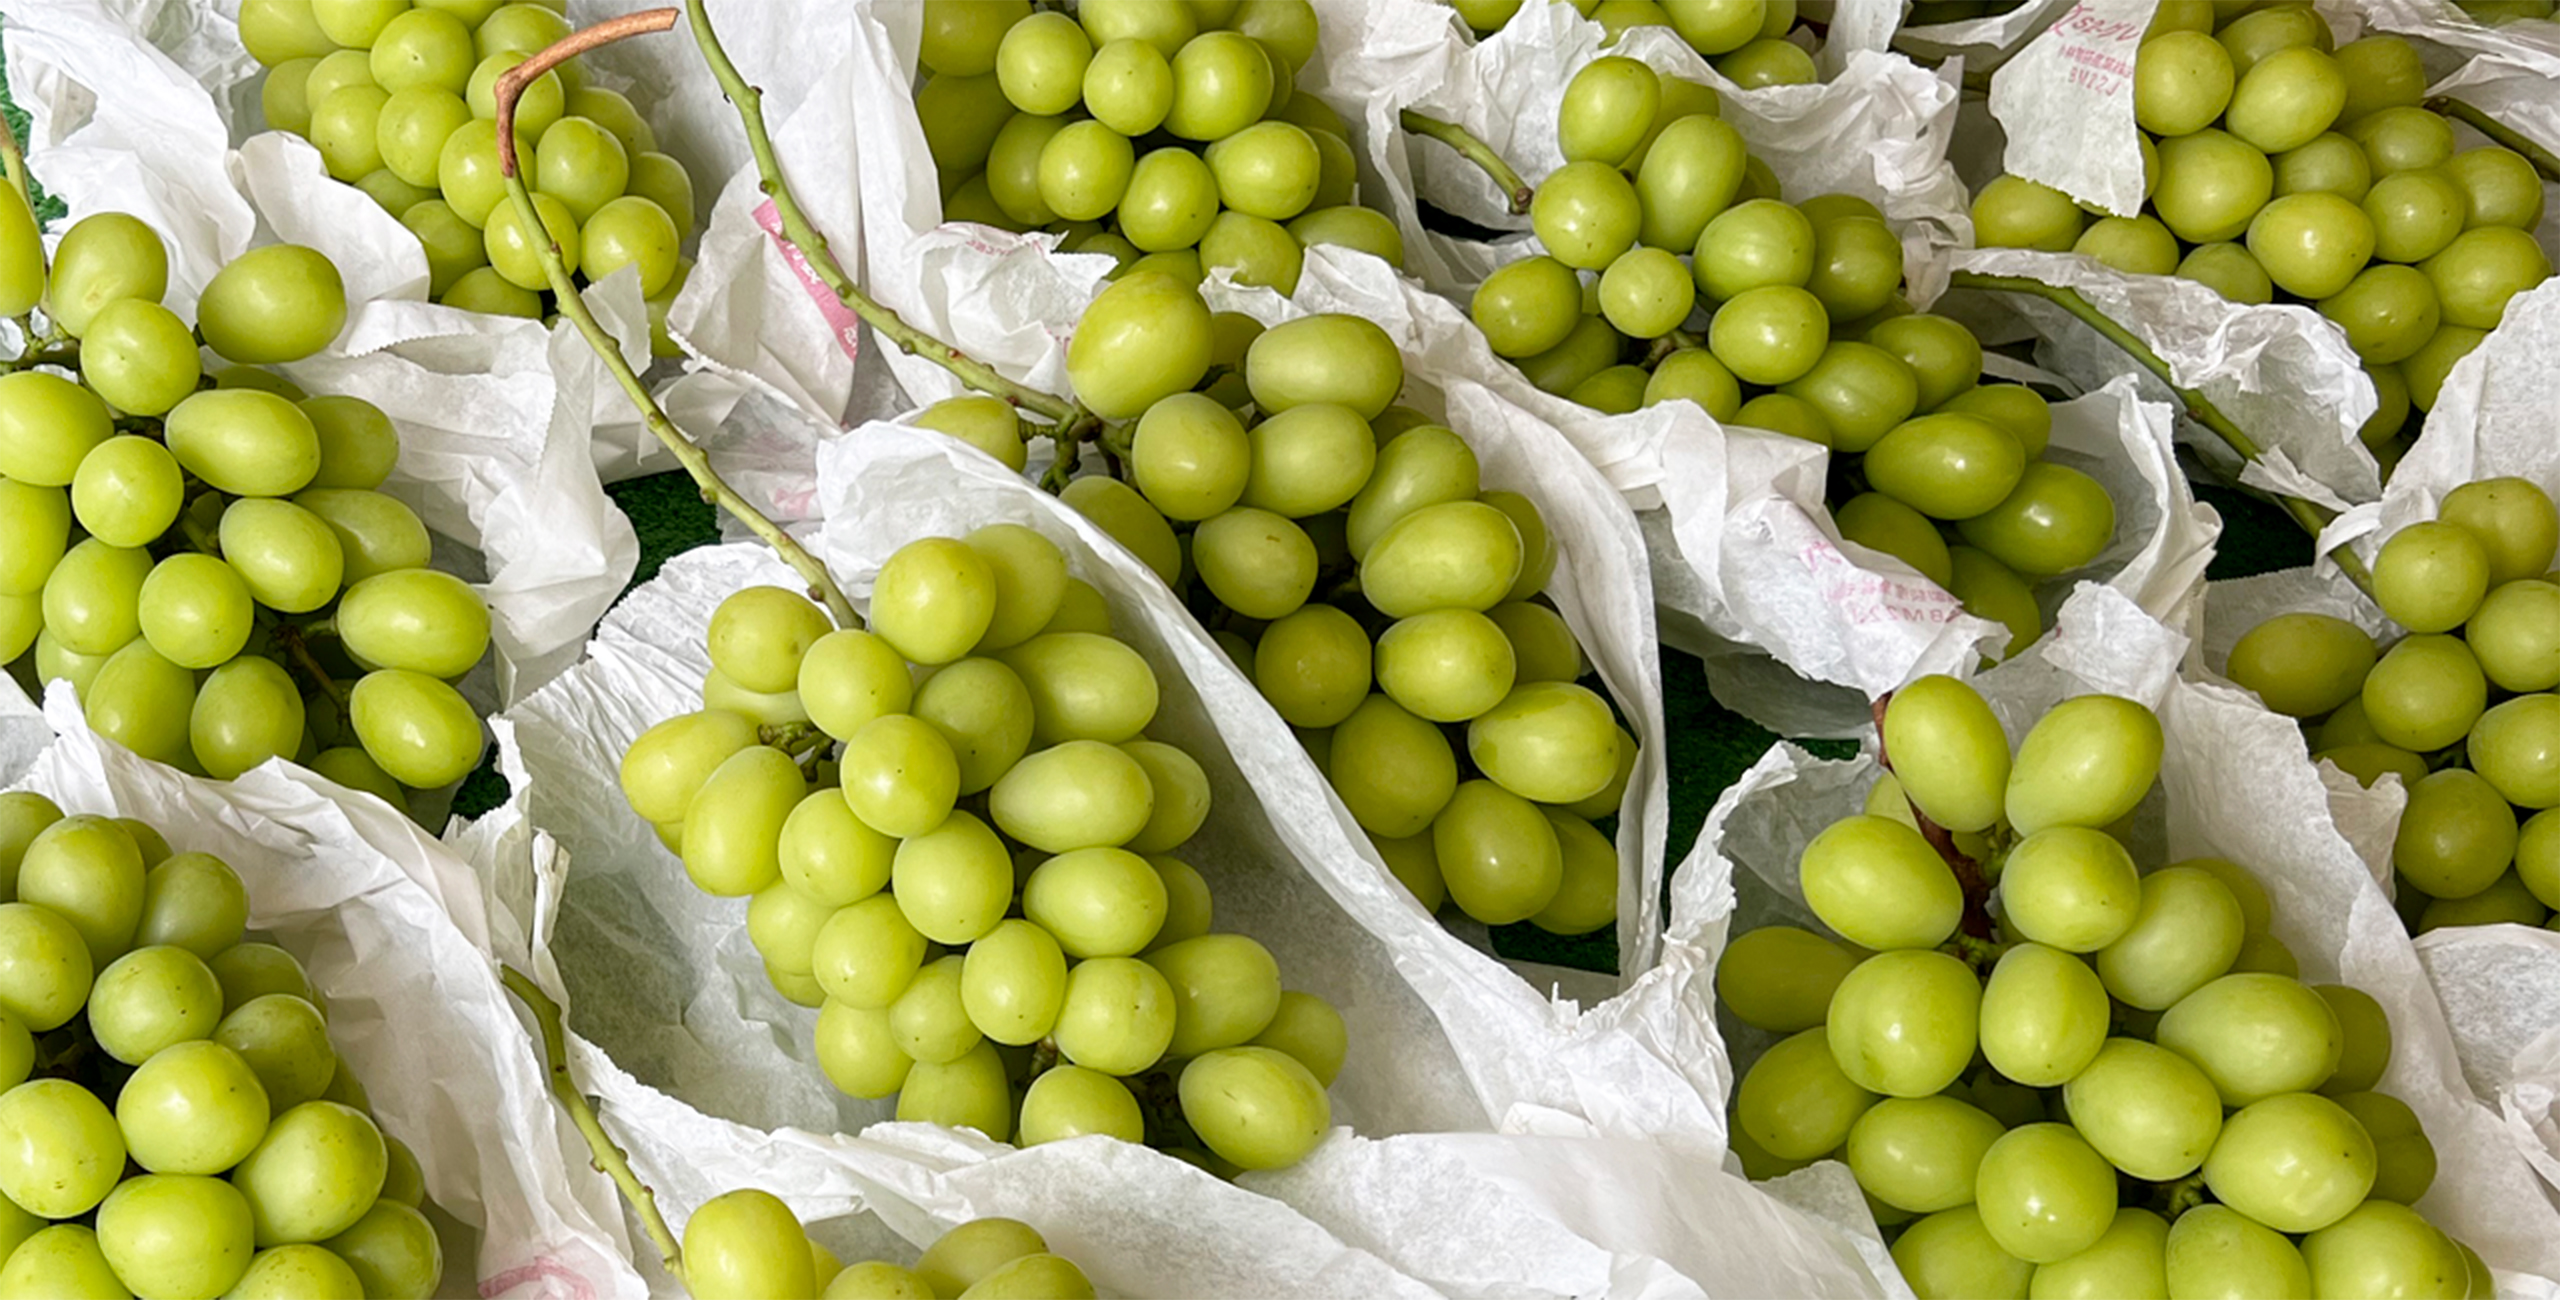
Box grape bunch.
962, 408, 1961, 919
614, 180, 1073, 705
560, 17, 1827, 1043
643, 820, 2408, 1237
1477, 57, 2116, 659
914, 0, 1404, 296
0, 199, 491, 805
1450, 0, 1828, 88
1024, 287, 1636, 935
1974, 9, 2551, 461
239, 0, 698, 342
0, 798, 439, 1299
619, 535, 1345, 1175
683, 1192, 1095, 1300
2227, 477, 2560, 934
1716, 679, 2491, 1300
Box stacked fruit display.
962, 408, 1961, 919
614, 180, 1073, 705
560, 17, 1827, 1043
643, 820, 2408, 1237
1038, 289, 1633, 936
0, 798, 439, 1298
0, 198, 489, 805
1448, 0, 1829, 87
1473, 56, 2115, 659
914, 0, 1400, 294
682, 1193, 1096, 1300
239, 0, 698, 325
1717, 677, 2487, 1299
619, 535, 1345, 1175
1974, 12, 2551, 457
2225, 477, 2560, 933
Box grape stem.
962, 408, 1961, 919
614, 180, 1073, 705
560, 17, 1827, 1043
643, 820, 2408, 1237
681, 1, 1082, 430
276, 626, 351, 706
488, 10, 862, 631
1869, 691, 1997, 941
2428, 97, 2560, 182
1944, 270, 2381, 601
0, 343, 78, 373
1400, 110, 1534, 215
498, 966, 685, 1277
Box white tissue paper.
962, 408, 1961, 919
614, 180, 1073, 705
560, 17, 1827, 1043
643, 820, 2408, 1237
2415, 923, 2560, 1203
1706, 582, 2560, 1285
0, 0, 644, 699
462, 411, 1901, 1296
1894, 0, 2081, 74
0, 687, 647, 1300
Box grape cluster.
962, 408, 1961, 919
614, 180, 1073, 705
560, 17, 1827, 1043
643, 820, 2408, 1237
1449, 0, 1826, 87
0, 199, 491, 804
620, 535, 1345, 1175
1975, 11, 2551, 460
915, 0, 1402, 297
1029, 288, 1635, 934
2228, 476, 2560, 934
1481, 58, 2116, 658
684, 1193, 1096, 1300
240, 0, 699, 343
0, 798, 439, 1299
1717, 679, 2488, 1300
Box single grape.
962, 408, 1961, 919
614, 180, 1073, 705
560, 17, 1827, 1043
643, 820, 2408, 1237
1978, 941, 2109, 1087
198, 245, 348, 366
2095, 866, 2244, 1010
69, 437, 181, 554
2164, 1204, 2312, 1300
2202, 1091, 2377, 1233
2003, 694, 2160, 836
682, 1189, 817, 1300
2360, 632, 2486, 753
1797, 814, 1963, 950
1891, 1206, 2034, 1300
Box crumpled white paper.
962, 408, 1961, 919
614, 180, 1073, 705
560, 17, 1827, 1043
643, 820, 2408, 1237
1704, 582, 2560, 1285
460, 409, 1902, 1296
1381, 2, 1972, 305
0, 686, 646, 1300
1893, 0, 2082, 74
2415, 923, 2560, 1206
0, 0, 644, 700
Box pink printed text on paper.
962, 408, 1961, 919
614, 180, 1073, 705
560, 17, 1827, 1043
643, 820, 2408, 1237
756, 199, 862, 365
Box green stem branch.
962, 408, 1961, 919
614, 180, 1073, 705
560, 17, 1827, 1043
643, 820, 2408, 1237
1400, 109, 1534, 215
491, 10, 860, 630
1946, 270, 2379, 601
2428, 97, 2560, 182
499, 967, 684, 1277
683, 2, 1077, 425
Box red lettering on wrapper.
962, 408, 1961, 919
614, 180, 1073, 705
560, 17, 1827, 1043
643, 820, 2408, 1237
755, 199, 861, 364
1803, 540, 1969, 628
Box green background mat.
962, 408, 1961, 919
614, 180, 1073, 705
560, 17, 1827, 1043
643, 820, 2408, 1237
0, 75, 2315, 976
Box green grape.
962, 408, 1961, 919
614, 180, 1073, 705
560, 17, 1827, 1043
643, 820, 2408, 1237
889, 955, 981, 1065
1999, 693, 2158, 837
746, 880, 836, 976
1304, 129, 1361, 213
1115, 149, 1217, 254
1865, 413, 2027, 521
1483, 490, 1558, 602
957, 525, 1066, 655
2175, 239, 2276, 305
1797, 814, 1962, 950
1244, 315, 1403, 423
2203, 1092, 2377, 1233
1253, 604, 1373, 728
2332, 1090, 2436, 1204
0, 477, 71, 597
915, 1220, 1052, 1300
2334, 32, 2427, 121
2246, 191, 2375, 300
2317, 265, 2439, 370
2156, 971, 2342, 1106
1077, 0, 1195, 58
18, 815, 145, 969
1708, 284, 1827, 386
1374, 609, 1514, 723
133, 852, 247, 961
910, 396, 1029, 474
2163, 1204, 2312, 1300
920, 0, 1029, 76
2446, 146, 2543, 231
1424, 778, 1559, 924
207, 945, 315, 1016
1017, 1064, 1144, 1146
1975, 941, 2106, 1088
2217, 2, 2331, 71
1716, 37, 1817, 86
681, 1189, 817, 1300
1241, 403, 1375, 518
1468, 256, 1581, 358
2360, 362, 2412, 448
1022, 846, 1168, 958
1065, 272, 1213, 420
701, 588, 830, 700
168, 389, 323, 500
2425, 225, 2551, 331
192, 657, 308, 781
911, 658, 1036, 794
290, 396, 398, 494
1146, 853, 1214, 949
87, 943, 221, 1065
337, 569, 490, 679
44, 212, 168, 342
1845, 1095, 2004, 1214
241, 0, 343, 64
84, 640, 198, 765
348, 668, 482, 788
2134, 30, 2235, 136
1078, 37, 1171, 136
0, 1077, 122, 1218
2059, 1037, 2220, 1182
1464, 680, 1617, 803
304, 50, 379, 121
473, 2, 572, 57
2443, 478, 2559, 589
2000, 828, 2143, 952
1038, 122, 1139, 228
1955, 461, 2117, 578
217, 497, 342, 615
311, 84, 394, 182
1695, 198, 1815, 301
2029, 1208, 2168, 1300
2403, 323, 2485, 413
369, 8, 473, 95
310, 748, 409, 812
2095, 865, 2244, 1009
216, 993, 336, 1113
1556, 56, 1659, 166
323, 1199, 441, 1300
2152, 129, 2276, 244
1598, 247, 1696, 339
78, 298, 200, 417
1802, 215, 1904, 322
1329, 693, 1458, 836
1825, 949, 1979, 1097
1202, 120, 1318, 220
0, 182, 36, 321
775, 790, 894, 908
295, 488, 431, 584
918, 73, 1012, 183
2348, 106, 2455, 177
2302, 1201, 2470, 1300
1160, 29, 1269, 140
1714, 926, 1857, 1034
580, 195, 679, 297
0, 591, 36, 664
0, 372, 115, 487
1892, 1206, 2034, 1300
1971, 175, 2084, 252
1734, 1027, 1881, 1163
2274, 132, 2374, 204
1634, 114, 1747, 253
2305, 985, 2395, 1098
1531, 161, 1642, 272
1514, 313, 1623, 397
483, 190, 581, 289
1178, 1045, 1328, 1171
618, 155, 696, 256
116, 1038, 271, 1176
619, 709, 757, 825
813, 1001, 911, 1099
1141, 932, 1280, 1058
1112, 745, 1206, 859
989, 738, 1155, 853
904, 1044, 1018, 1139
807, 893, 925, 1011
867, 538, 1003, 668
1050, 952, 1176, 1075
1060, 477, 1181, 586
1641, 349, 1743, 420
2361, 169, 2468, 267
0, 902, 91, 1034
2360, 633, 2485, 752
2224, 612, 2378, 719
1231, 0, 1316, 71
96, 1172, 257, 1296
1191, 507, 1316, 620
1972, 1123, 2118, 1265
2468, 693, 2560, 808
564, 86, 654, 162
2224, 45, 2346, 154
435, 119, 533, 231
1346, 426, 1479, 559
42, 537, 149, 656
0, 1222, 131, 1298
198, 244, 348, 366
836, 713, 958, 839
2070, 215, 2179, 275
1865, 316, 1984, 414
